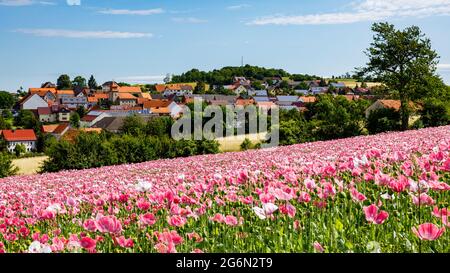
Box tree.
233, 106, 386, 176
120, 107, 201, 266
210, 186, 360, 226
72, 76, 87, 88
366, 108, 401, 134
194, 82, 206, 94
120, 115, 145, 136
2, 109, 13, 119
0, 152, 18, 178
14, 144, 26, 157
419, 99, 450, 128
70, 112, 80, 128
359, 22, 440, 130
0, 116, 11, 130
76, 106, 87, 119
0, 91, 16, 109
14, 110, 40, 130
57, 74, 73, 90
88, 75, 98, 90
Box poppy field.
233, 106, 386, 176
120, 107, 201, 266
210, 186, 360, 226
0, 126, 449, 253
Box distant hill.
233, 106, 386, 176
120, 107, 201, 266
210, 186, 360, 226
170, 65, 320, 85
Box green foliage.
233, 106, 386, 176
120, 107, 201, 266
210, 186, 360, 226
76, 106, 87, 119
14, 110, 40, 130
240, 138, 253, 151
366, 108, 401, 134
14, 144, 26, 157
0, 116, 12, 130
120, 115, 145, 136
88, 75, 98, 90
419, 99, 450, 128
360, 22, 441, 130
194, 82, 206, 94
70, 112, 80, 129
57, 74, 73, 90
0, 152, 18, 178
145, 117, 173, 137
0, 91, 16, 109
2, 109, 13, 119
72, 76, 87, 88
171, 65, 290, 85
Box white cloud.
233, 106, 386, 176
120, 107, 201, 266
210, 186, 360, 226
99, 8, 164, 15
227, 4, 251, 10
437, 64, 450, 71
0, 0, 55, 6
15, 29, 153, 39
66, 0, 80, 6
116, 75, 166, 84
248, 0, 450, 25
171, 17, 208, 24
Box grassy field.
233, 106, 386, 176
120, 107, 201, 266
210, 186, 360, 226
12, 156, 48, 175
217, 132, 267, 152
328, 78, 382, 88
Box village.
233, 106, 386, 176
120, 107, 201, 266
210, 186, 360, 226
0, 73, 408, 156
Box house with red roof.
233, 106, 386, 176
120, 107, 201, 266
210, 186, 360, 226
0, 129, 37, 153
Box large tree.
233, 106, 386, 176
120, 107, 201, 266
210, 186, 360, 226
57, 74, 73, 90
359, 22, 440, 130
88, 75, 98, 90
72, 76, 87, 88
0, 91, 16, 109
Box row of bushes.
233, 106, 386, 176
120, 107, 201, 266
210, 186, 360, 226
41, 129, 220, 173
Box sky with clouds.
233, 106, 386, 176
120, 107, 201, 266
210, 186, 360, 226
0, 0, 450, 91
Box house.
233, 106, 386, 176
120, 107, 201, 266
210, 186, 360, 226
330, 82, 346, 89
117, 93, 138, 107
295, 90, 310, 95
92, 116, 155, 133
256, 101, 277, 109
310, 87, 328, 95
20, 94, 49, 110
80, 115, 99, 128
52, 123, 70, 139
162, 84, 193, 97
29, 87, 57, 95
235, 97, 255, 107
276, 96, 300, 106
365, 100, 421, 124
87, 93, 109, 106
41, 82, 56, 88
248, 90, 268, 97
102, 81, 120, 92
253, 96, 270, 103
56, 90, 75, 100
37, 107, 57, 123
143, 100, 183, 118
58, 107, 71, 122
41, 124, 59, 134
233, 77, 251, 87
61, 96, 88, 109
0, 129, 37, 153
299, 96, 317, 104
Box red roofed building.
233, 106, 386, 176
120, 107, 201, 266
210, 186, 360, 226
0, 129, 37, 153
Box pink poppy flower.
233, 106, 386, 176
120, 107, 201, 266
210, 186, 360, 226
412, 223, 445, 241
313, 242, 324, 253
167, 215, 187, 227
95, 215, 123, 234
83, 219, 97, 232
224, 215, 238, 226
209, 213, 226, 223
80, 237, 97, 252
139, 213, 157, 226
363, 204, 389, 225
411, 193, 435, 206
116, 236, 134, 248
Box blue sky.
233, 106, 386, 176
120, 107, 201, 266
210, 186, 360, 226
1, 0, 450, 91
